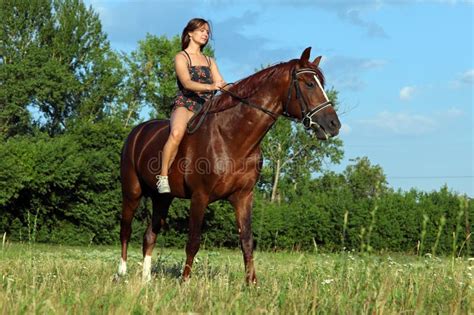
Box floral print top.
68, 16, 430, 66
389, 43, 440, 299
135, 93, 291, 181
173, 53, 213, 114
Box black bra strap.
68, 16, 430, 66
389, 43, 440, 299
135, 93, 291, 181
182, 50, 192, 67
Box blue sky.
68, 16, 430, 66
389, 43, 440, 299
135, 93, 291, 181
85, 0, 473, 196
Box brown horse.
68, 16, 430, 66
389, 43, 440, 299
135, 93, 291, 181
118, 47, 341, 283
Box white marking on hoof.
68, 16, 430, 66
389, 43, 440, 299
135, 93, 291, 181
118, 258, 127, 275
142, 255, 152, 282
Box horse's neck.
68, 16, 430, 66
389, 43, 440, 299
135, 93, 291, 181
208, 84, 284, 154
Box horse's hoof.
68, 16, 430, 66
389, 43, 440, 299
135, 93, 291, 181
113, 273, 121, 283
246, 276, 258, 286
112, 273, 129, 283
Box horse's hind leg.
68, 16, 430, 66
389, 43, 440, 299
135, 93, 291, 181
142, 196, 173, 282
118, 164, 143, 275
118, 194, 141, 275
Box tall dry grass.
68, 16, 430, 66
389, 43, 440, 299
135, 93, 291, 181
1, 242, 472, 314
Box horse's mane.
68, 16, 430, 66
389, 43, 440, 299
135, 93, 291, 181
230, 61, 293, 98
208, 59, 326, 111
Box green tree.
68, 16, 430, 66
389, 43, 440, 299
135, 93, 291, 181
343, 156, 388, 199
0, 0, 52, 137
0, 0, 124, 137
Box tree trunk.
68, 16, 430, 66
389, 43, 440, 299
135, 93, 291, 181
124, 101, 137, 128
271, 143, 282, 203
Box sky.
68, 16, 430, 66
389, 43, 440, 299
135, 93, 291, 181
84, 0, 473, 196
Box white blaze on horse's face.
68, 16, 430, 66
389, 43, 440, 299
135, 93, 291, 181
297, 69, 329, 102
313, 74, 330, 102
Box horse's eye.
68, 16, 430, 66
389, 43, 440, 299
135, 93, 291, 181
305, 81, 315, 88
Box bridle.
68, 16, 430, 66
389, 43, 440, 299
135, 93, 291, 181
282, 67, 333, 130
187, 66, 333, 134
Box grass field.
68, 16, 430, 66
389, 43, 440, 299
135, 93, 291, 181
0, 242, 472, 314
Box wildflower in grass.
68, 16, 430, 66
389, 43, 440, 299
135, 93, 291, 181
321, 279, 334, 285
387, 256, 399, 266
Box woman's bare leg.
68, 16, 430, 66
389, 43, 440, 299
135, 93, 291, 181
160, 107, 194, 176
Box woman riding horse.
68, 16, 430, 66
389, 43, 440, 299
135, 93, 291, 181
156, 18, 227, 194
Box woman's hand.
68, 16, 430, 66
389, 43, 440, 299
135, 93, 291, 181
209, 80, 227, 91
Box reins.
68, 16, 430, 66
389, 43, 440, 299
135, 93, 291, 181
186, 66, 333, 134
217, 89, 279, 119
186, 88, 278, 134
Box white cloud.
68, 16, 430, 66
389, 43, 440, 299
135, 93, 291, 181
460, 69, 474, 84
360, 59, 388, 69
340, 8, 389, 39
445, 107, 464, 118
291, 1, 389, 39
450, 69, 474, 88
360, 111, 437, 135
324, 56, 387, 91
435, 107, 464, 118
399, 86, 416, 101
425, 0, 474, 4
359, 106, 466, 136
340, 123, 352, 135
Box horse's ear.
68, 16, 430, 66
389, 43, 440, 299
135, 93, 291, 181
312, 56, 322, 67
299, 47, 312, 64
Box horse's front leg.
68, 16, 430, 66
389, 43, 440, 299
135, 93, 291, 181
182, 192, 209, 280
229, 190, 257, 284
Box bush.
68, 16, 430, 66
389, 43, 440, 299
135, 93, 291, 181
0, 119, 128, 244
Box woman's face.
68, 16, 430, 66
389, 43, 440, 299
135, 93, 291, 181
189, 23, 210, 46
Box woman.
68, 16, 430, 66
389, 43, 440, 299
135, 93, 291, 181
156, 18, 226, 193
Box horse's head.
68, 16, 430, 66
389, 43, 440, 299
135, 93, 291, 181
283, 47, 341, 140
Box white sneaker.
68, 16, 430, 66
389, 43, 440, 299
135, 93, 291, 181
156, 175, 171, 193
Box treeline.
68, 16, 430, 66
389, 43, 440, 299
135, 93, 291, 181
0, 120, 471, 256
1, 0, 471, 256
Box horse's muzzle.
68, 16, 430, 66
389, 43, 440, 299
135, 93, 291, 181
312, 112, 341, 140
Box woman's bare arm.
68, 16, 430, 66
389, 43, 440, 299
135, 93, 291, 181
209, 57, 228, 90
175, 53, 219, 92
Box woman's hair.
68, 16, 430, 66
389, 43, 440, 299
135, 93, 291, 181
181, 18, 211, 51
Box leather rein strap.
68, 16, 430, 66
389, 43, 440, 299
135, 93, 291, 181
187, 67, 332, 134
